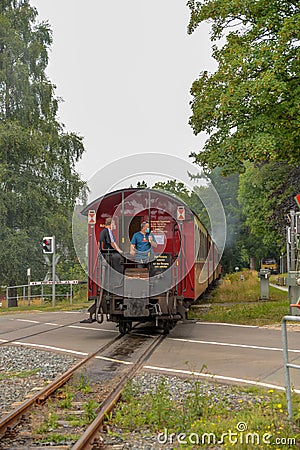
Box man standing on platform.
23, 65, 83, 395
130, 221, 157, 267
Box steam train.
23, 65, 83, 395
82, 188, 221, 334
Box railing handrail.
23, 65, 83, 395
282, 315, 300, 420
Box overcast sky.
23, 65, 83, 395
30, 1, 216, 184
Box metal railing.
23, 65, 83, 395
4, 281, 84, 307
282, 315, 300, 419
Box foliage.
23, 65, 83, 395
77, 372, 92, 394
193, 169, 249, 271
38, 433, 80, 444
0, 368, 39, 380
189, 270, 289, 325
0, 1, 86, 286
151, 170, 294, 271
153, 180, 191, 204
238, 162, 300, 257
111, 377, 299, 449
153, 175, 245, 271
58, 386, 74, 409
83, 400, 99, 422
190, 299, 290, 326
37, 411, 59, 433
188, 0, 300, 174
136, 180, 148, 188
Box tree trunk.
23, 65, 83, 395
250, 257, 256, 271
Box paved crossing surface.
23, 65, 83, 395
0, 311, 298, 392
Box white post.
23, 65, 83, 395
52, 236, 56, 307
27, 268, 31, 306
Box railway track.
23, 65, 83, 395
0, 329, 165, 449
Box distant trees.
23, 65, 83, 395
0, 1, 86, 286
153, 175, 242, 272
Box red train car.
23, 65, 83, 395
82, 188, 221, 334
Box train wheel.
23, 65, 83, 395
96, 314, 104, 324
96, 298, 104, 324
96, 306, 104, 324
118, 321, 132, 335
162, 321, 170, 335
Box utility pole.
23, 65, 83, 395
286, 226, 290, 273
27, 268, 31, 306
290, 210, 296, 271
42, 236, 55, 307
52, 235, 56, 307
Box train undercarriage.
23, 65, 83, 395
97, 295, 184, 335
93, 266, 186, 335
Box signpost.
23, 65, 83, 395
42, 235, 56, 306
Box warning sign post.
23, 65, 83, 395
177, 206, 185, 221
88, 210, 96, 225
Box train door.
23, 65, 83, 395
121, 215, 143, 253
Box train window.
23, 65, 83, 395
201, 231, 207, 260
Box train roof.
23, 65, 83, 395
81, 187, 217, 249
81, 187, 196, 217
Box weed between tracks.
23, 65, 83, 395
30, 371, 102, 445
106, 376, 300, 449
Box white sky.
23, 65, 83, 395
30, 1, 216, 183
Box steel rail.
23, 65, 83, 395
0, 335, 122, 439
72, 334, 165, 450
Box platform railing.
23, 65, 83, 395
282, 315, 300, 419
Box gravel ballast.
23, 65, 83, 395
0, 345, 77, 418
0, 347, 292, 449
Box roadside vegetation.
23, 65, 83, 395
107, 376, 300, 449
189, 270, 289, 326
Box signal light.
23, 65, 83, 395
42, 237, 53, 254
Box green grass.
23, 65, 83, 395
189, 299, 289, 326
38, 433, 80, 444
0, 369, 40, 380
189, 270, 290, 326
109, 378, 300, 449
208, 270, 287, 304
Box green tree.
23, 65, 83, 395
188, 0, 300, 174
153, 180, 191, 205
192, 169, 249, 272
238, 162, 300, 262
136, 180, 148, 189
0, 1, 86, 286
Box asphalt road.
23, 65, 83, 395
0, 310, 299, 393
